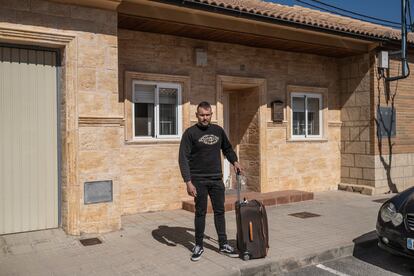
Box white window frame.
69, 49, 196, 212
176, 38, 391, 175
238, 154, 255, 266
132, 80, 182, 140
291, 92, 323, 139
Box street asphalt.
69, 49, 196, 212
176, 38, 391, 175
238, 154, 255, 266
281, 238, 414, 276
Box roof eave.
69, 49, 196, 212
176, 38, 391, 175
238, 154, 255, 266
155, 0, 394, 44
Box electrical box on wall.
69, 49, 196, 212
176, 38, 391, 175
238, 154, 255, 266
378, 51, 389, 69
271, 100, 284, 122
377, 107, 396, 138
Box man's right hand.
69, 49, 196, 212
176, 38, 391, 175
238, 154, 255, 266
186, 181, 197, 197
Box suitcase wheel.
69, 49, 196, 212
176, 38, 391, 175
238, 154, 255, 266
242, 253, 250, 261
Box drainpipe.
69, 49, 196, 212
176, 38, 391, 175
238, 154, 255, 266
385, 0, 410, 81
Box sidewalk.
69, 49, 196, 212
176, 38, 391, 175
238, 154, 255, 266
0, 191, 391, 276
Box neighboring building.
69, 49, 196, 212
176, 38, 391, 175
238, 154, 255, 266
0, 0, 413, 235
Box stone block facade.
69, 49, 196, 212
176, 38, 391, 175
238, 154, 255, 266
338, 54, 376, 193
0, 0, 119, 234
339, 54, 414, 194
118, 29, 342, 211
371, 57, 414, 193
4, 0, 414, 236
373, 154, 414, 191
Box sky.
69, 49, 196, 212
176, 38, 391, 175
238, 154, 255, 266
266, 0, 407, 29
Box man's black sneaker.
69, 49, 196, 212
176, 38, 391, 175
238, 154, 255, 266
219, 243, 239, 258
191, 245, 204, 261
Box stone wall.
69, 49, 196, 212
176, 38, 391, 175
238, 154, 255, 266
118, 28, 342, 213
266, 126, 341, 192
119, 144, 185, 214
339, 53, 414, 194
374, 154, 414, 191
374, 57, 414, 155
0, 0, 119, 234
338, 54, 376, 194
371, 56, 414, 193
1, 2, 346, 235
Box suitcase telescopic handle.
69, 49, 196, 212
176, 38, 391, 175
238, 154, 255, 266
236, 168, 241, 203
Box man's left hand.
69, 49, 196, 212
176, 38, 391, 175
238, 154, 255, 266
233, 161, 243, 174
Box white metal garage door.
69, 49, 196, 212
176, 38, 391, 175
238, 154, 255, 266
0, 46, 59, 234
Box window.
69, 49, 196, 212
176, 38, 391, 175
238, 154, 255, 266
132, 81, 182, 139
291, 93, 322, 138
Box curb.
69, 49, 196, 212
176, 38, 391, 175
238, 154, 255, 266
237, 238, 378, 275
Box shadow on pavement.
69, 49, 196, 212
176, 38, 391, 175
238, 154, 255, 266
151, 225, 217, 252
353, 231, 414, 276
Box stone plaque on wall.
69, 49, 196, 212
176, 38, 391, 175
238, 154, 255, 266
84, 180, 113, 204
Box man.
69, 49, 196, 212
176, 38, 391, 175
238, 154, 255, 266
179, 101, 242, 261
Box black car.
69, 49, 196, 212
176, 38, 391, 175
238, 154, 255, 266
376, 186, 414, 259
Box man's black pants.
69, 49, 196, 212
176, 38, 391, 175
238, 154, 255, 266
193, 179, 227, 247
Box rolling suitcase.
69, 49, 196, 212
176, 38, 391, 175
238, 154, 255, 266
235, 170, 269, 261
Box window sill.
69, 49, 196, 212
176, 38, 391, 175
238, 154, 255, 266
125, 139, 181, 145
267, 121, 288, 128
287, 138, 328, 143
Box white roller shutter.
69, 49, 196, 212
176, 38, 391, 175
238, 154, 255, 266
0, 46, 59, 234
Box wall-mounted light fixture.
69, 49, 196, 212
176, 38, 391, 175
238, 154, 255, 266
195, 48, 207, 67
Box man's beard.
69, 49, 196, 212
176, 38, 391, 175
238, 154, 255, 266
198, 121, 210, 129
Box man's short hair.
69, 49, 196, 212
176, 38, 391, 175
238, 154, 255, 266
197, 101, 211, 111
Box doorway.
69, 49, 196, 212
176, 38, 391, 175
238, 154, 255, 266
217, 75, 267, 193
221, 84, 263, 193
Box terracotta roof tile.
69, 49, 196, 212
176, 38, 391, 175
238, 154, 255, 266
188, 0, 413, 42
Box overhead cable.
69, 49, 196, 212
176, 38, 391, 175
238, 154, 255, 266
292, 0, 401, 29
306, 0, 401, 25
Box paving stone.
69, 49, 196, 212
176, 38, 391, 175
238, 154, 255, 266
8, 244, 33, 255
0, 191, 390, 276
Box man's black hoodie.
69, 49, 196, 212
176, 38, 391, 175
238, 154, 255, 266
179, 123, 237, 182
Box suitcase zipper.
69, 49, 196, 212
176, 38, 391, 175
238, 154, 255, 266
259, 204, 269, 255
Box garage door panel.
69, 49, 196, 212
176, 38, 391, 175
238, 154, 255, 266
0, 46, 58, 234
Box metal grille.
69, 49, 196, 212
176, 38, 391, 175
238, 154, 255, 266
289, 212, 321, 219
407, 214, 414, 230
79, 238, 102, 246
